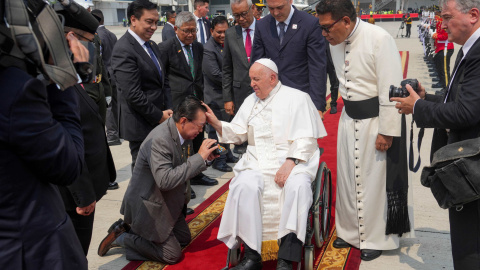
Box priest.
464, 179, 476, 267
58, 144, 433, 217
316, 0, 413, 262
205, 58, 327, 270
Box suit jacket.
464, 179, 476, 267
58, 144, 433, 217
251, 7, 327, 111
203, 37, 224, 108
111, 31, 169, 142
162, 22, 176, 42
120, 118, 206, 244
414, 37, 480, 151
0, 67, 87, 269
59, 85, 116, 211
223, 25, 253, 112
158, 37, 204, 108
97, 25, 118, 79
197, 17, 211, 44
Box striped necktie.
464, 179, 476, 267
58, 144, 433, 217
185, 45, 195, 79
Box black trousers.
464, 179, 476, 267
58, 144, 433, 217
434, 49, 454, 89
449, 200, 480, 269
406, 24, 412, 37
129, 140, 143, 172
326, 49, 339, 107
106, 82, 120, 142
67, 209, 95, 255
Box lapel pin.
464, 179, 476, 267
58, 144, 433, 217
292, 24, 298, 29
178, 49, 182, 53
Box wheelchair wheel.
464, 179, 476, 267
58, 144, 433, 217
313, 162, 326, 247
321, 166, 332, 242
304, 244, 314, 270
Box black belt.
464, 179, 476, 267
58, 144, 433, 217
343, 97, 379, 120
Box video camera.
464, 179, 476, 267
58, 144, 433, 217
389, 79, 419, 99
0, 0, 99, 89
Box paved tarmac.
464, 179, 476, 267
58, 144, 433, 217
87, 21, 456, 269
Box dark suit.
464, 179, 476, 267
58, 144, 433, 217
196, 16, 211, 44
162, 22, 176, 42
223, 25, 253, 112
120, 118, 207, 263
203, 37, 234, 165
158, 37, 204, 108
251, 7, 327, 111
111, 30, 169, 169
97, 25, 121, 142
414, 39, 480, 269
0, 67, 87, 269
58, 84, 117, 255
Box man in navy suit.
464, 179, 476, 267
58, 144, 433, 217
193, 0, 211, 45
251, 0, 327, 119
111, 0, 173, 172
162, 10, 176, 41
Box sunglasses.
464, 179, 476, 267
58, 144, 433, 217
320, 16, 344, 33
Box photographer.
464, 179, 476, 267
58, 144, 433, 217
393, 0, 480, 267
98, 96, 219, 264
0, 0, 91, 268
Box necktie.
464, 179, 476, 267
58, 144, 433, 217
445, 48, 464, 102
185, 45, 195, 79
198, 18, 206, 44
245, 29, 252, 62
278, 22, 286, 45
144, 42, 162, 80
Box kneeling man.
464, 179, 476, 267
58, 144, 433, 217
98, 97, 219, 264
206, 59, 327, 269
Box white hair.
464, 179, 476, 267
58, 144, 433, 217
230, 0, 253, 7
439, 0, 480, 13
175, 11, 195, 28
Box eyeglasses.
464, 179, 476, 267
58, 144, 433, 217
179, 28, 198, 35
320, 16, 344, 33
233, 6, 251, 19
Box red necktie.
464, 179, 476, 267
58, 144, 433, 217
245, 29, 252, 62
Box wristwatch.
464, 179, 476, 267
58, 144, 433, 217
287, 158, 299, 165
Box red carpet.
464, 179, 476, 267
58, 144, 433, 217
122, 51, 409, 270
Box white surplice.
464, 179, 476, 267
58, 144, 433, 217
330, 19, 414, 250
216, 82, 327, 255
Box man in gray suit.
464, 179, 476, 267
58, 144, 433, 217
223, 0, 256, 154
97, 97, 219, 263
203, 16, 238, 172
162, 10, 176, 41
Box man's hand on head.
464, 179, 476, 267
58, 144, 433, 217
202, 102, 223, 135
66, 32, 89, 63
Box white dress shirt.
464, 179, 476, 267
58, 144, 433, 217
194, 14, 208, 43
176, 36, 194, 64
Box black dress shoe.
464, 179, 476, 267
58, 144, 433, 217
231, 257, 263, 270
360, 249, 382, 261
98, 219, 130, 256
107, 139, 122, 146
276, 258, 292, 270
330, 105, 337, 114
108, 182, 119, 190
332, 237, 351, 249
226, 155, 239, 163
186, 208, 195, 215
191, 189, 196, 199
190, 174, 218, 186
233, 145, 247, 154
213, 162, 233, 172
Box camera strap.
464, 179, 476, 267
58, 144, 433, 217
409, 119, 424, 172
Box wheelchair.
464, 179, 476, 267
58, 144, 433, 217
221, 148, 333, 270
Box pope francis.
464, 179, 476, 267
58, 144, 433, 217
205, 59, 327, 270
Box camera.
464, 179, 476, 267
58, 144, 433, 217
210, 142, 228, 156
389, 79, 419, 99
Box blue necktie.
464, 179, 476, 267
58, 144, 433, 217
278, 22, 286, 45
198, 18, 206, 44
144, 42, 163, 81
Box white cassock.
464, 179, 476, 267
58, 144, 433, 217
216, 82, 327, 259
330, 19, 414, 250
